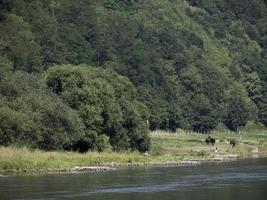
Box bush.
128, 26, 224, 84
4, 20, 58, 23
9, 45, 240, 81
46, 65, 150, 152
0, 71, 84, 150
0, 105, 31, 146
95, 135, 111, 152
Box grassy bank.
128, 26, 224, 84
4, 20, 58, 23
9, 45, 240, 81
150, 130, 267, 157
1, 130, 267, 173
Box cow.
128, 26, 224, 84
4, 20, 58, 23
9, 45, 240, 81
205, 136, 216, 146
230, 140, 236, 147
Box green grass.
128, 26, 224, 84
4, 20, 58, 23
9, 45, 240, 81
1, 130, 267, 172
150, 130, 267, 156
0, 146, 181, 172
0, 147, 153, 171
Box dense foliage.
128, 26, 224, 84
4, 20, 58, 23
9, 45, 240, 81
46, 65, 149, 152
0, 0, 267, 151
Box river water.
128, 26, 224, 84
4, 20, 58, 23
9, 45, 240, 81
1, 158, 267, 200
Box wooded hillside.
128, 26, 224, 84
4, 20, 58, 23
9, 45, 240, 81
0, 0, 266, 151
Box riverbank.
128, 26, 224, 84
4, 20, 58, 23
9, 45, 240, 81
0, 147, 206, 174
1, 130, 267, 174
0, 152, 238, 175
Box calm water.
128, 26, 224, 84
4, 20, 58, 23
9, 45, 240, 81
1, 158, 267, 200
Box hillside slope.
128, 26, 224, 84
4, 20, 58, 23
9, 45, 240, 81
0, 0, 266, 151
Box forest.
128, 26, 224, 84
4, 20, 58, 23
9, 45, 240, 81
0, 0, 267, 152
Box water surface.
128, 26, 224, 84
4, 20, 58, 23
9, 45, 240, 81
1, 158, 267, 200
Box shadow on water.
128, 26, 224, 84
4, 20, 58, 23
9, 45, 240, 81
1, 157, 267, 200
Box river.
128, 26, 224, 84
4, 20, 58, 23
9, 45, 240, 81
1, 157, 267, 200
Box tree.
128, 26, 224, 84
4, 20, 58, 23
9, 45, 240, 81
46, 65, 150, 152
224, 85, 256, 131
0, 14, 41, 72
0, 71, 84, 150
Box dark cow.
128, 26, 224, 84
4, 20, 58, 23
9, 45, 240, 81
205, 136, 216, 146
230, 140, 236, 147
210, 137, 215, 145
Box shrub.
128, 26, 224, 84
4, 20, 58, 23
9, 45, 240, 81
46, 65, 150, 152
